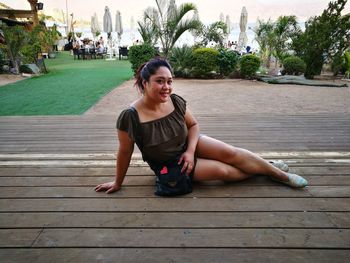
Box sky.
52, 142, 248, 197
3, 0, 350, 28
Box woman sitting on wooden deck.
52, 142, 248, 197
95, 58, 308, 196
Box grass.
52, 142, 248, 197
0, 52, 133, 115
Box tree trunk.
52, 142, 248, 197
8, 50, 20, 75
27, 0, 39, 27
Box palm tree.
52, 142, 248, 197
253, 19, 274, 68
272, 16, 301, 65
1, 25, 28, 74
139, 0, 201, 58
193, 21, 228, 48
138, 9, 159, 46
254, 16, 301, 70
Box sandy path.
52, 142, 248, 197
0, 74, 27, 86
85, 78, 350, 116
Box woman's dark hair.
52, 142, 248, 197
135, 57, 172, 92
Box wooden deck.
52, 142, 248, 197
0, 114, 349, 262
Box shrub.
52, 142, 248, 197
128, 43, 156, 74
0, 50, 4, 73
331, 53, 347, 76
169, 45, 194, 78
282, 56, 306, 75
217, 48, 240, 77
239, 54, 261, 79
344, 51, 350, 78
192, 47, 219, 78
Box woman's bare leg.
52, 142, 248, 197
195, 135, 289, 181
193, 158, 253, 182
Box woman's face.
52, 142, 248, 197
143, 66, 173, 103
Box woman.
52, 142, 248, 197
95, 58, 307, 194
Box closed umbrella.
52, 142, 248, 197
225, 15, 231, 34
115, 10, 123, 45
219, 12, 225, 22
103, 6, 113, 40
237, 6, 248, 52
130, 16, 135, 42
91, 13, 100, 39
225, 15, 231, 45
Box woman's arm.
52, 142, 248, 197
115, 130, 134, 187
179, 109, 200, 174
95, 130, 134, 194
185, 109, 200, 154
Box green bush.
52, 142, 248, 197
169, 45, 193, 78
239, 54, 261, 79
217, 48, 239, 77
344, 51, 350, 78
0, 50, 4, 73
331, 53, 347, 76
128, 43, 156, 74
192, 47, 219, 78
282, 56, 306, 75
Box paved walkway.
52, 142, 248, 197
0, 79, 349, 262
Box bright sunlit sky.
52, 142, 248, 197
3, 0, 350, 27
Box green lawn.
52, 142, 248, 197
0, 52, 133, 115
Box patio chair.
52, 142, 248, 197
96, 47, 107, 59
119, 47, 128, 60
89, 48, 97, 59
73, 48, 82, 60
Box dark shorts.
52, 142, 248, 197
147, 155, 197, 182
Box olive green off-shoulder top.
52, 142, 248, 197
116, 94, 188, 163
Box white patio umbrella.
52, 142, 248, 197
225, 15, 231, 44
225, 15, 231, 34
237, 6, 248, 52
103, 6, 115, 60
130, 16, 135, 42
219, 12, 225, 22
103, 6, 113, 40
91, 13, 100, 39
115, 10, 123, 45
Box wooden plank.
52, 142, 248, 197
327, 212, 350, 228
28, 228, 350, 248
0, 116, 348, 123
0, 167, 149, 176
1, 119, 348, 127
0, 185, 312, 198
1, 158, 349, 166
0, 186, 349, 198
0, 212, 348, 228
0, 152, 349, 160
2, 131, 347, 137
1, 134, 348, 140
0, 248, 349, 263
0, 174, 350, 188
1, 175, 349, 186
1, 145, 350, 153
0, 165, 349, 176
0, 198, 348, 212
0, 229, 41, 247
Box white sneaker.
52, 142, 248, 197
273, 173, 308, 188
269, 160, 289, 172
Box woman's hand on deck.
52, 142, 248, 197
179, 151, 195, 175
94, 181, 121, 194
